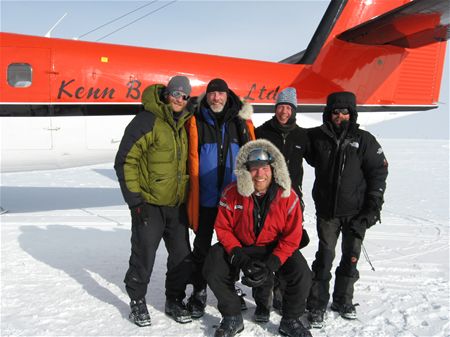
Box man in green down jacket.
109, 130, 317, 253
114, 75, 194, 327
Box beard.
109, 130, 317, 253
210, 103, 225, 113
333, 119, 349, 135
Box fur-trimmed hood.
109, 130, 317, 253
235, 139, 291, 198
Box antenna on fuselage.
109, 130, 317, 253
45, 13, 68, 37
76, 1, 158, 40
96, 1, 177, 41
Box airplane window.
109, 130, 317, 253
7, 63, 32, 88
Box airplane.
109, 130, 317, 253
0, 0, 448, 172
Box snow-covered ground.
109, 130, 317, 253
1, 138, 449, 337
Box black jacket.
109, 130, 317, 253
307, 121, 388, 219
256, 117, 310, 197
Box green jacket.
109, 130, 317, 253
114, 84, 192, 208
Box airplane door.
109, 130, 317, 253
0, 47, 52, 150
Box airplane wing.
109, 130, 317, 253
338, 0, 449, 48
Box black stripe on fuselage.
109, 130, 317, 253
0, 103, 437, 117
0, 104, 145, 116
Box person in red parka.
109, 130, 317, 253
203, 139, 312, 337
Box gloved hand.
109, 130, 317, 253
130, 203, 150, 226
229, 247, 251, 269
241, 260, 269, 288
265, 254, 281, 273
349, 216, 368, 240
299, 228, 310, 249
350, 195, 382, 239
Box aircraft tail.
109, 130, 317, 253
283, 0, 448, 109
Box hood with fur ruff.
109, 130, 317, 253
235, 139, 291, 198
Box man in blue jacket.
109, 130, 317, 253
185, 78, 254, 318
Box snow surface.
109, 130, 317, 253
1, 139, 449, 337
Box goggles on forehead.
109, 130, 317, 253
332, 108, 350, 115
246, 148, 273, 169
170, 90, 190, 101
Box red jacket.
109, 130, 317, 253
215, 182, 303, 265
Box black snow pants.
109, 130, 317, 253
191, 206, 218, 292
307, 216, 362, 310
204, 243, 312, 319
124, 203, 193, 302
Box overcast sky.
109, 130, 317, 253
1, 0, 448, 138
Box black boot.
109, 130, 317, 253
279, 317, 312, 337
165, 298, 192, 323
129, 298, 151, 327
307, 308, 325, 328
187, 288, 207, 318
254, 305, 270, 323
214, 315, 244, 337
331, 302, 358, 320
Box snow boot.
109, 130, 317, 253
214, 315, 244, 337
307, 308, 325, 328
330, 302, 358, 320
129, 298, 151, 327
165, 298, 192, 323
187, 288, 207, 319
279, 317, 312, 337
254, 305, 270, 323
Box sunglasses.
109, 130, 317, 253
332, 108, 350, 115
170, 90, 190, 101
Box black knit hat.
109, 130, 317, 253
206, 78, 229, 93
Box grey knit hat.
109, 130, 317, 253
166, 75, 192, 95
276, 87, 297, 110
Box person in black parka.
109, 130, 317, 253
306, 91, 388, 328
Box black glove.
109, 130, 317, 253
350, 195, 382, 239
265, 254, 281, 273
299, 228, 310, 249
229, 247, 251, 269
241, 260, 269, 288
130, 203, 150, 226
349, 216, 368, 240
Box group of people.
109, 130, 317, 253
114, 75, 388, 337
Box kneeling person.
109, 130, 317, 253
203, 139, 312, 337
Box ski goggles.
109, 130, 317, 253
170, 90, 190, 101
332, 108, 350, 115
246, 148, 273, 169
